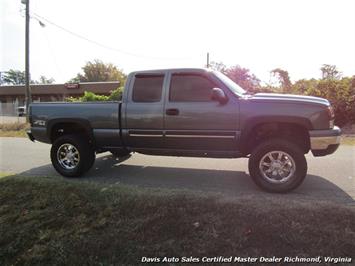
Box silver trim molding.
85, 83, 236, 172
129, 133, 235, 139
165, 134, 235, 139
129, 134, 163, 137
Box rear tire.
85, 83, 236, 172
248, 139, 307, 193
50, 134, 95, 177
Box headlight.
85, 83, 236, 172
329, 119, 334, 128
327, 106, 335, 119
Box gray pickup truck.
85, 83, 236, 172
28, 68, 341, 193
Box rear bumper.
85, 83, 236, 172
27, 127, 51, 143
27, 130, 35, 142
309, 126, 341, 156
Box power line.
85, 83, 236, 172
41, 28, 63, 80
31, 13, 199, 61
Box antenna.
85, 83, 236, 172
206, 52, 210, 68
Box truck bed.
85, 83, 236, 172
30, 101, 122, 148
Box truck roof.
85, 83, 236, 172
130, 68, 212, 75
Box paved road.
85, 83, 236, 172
0, 137, 354, 205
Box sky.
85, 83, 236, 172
1, 0, 355, 84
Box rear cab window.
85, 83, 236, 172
132, 74, 165, 102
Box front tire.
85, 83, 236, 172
248, 139, 307, 193
50, 134, 95, 177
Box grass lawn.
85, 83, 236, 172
341, 135, 355, 145
0, 123, 29, 138
0, 175, 354, 265
0, 130, 28, 138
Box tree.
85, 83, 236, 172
37, 75, 55, 84
1, 69, 54, 85
225, 65, 260, 93
320, 64, 342, 80
262, 65, 354, 126
2, 69, 26, 85
208, 61, 227, 74
292, 78, 318, 95
69, 59, 126, 85
271, 68, 292, 93
208, 61, 261, 93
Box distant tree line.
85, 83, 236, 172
0, 69, 55, 85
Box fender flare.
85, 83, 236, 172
239, 116, 312, 154
46, 118, 94, 143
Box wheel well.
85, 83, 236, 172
244, 122, 310, 155
50, 122, 92, 144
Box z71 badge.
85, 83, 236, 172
33, 120, 46, 126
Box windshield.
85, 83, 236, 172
213, 71, 246, 96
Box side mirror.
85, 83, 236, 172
211, 88, 228, 104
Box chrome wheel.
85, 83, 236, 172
57, 143, 80, 170
259, 151, 296, 184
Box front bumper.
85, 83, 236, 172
309, 126, 341, 156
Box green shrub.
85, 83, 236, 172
108, 87, 124, 101
65, 87, 124, 102
81, 91, 109, 102
295, 77, 355, 126
263, 76, 355, 126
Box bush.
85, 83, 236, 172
65, 87, 124, 102
108, 87, 124, 101
264, 76, 355, 127
81, 91, 109, 102
292, 77, 355, 126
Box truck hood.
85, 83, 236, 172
246, 93, 330, 106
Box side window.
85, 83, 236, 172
169, 74, 216, 102
132, 74, 164, 102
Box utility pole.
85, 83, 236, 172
22, 0, 31, 117
206, 52, 210, 68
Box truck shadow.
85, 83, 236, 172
18, 154, 354, 205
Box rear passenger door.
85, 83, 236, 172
125, 73, 166, 149
164, 72, 239, 151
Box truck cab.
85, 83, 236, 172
122, 69, 242, 156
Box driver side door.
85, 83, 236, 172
163, 71, 239, 151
